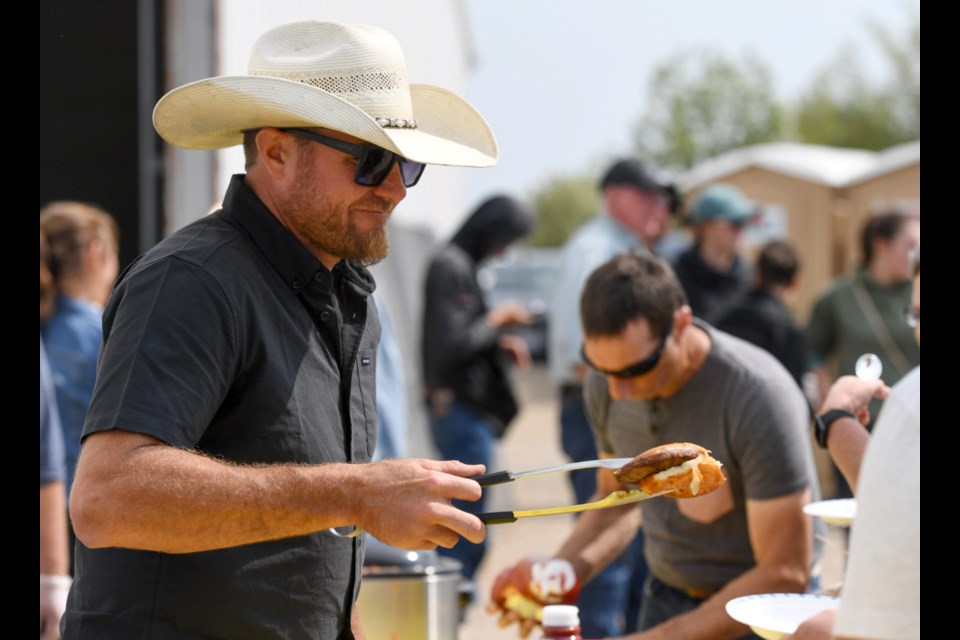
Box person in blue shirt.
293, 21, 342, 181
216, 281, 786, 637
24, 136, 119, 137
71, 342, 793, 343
372, 291, 407, 462
40, 230, 70, 639
40, 201, 120, 499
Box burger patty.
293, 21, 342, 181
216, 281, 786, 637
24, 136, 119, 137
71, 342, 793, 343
613, 443, 705, 485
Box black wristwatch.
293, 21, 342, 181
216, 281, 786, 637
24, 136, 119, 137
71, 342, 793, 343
814, 409, 857, 449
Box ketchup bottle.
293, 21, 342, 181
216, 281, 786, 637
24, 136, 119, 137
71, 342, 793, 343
540, 604, 582, 640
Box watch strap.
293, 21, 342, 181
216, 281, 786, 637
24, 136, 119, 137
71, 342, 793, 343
815, 409, 857, 449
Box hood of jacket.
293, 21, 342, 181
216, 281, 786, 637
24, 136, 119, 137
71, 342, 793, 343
450, 195, 534, 262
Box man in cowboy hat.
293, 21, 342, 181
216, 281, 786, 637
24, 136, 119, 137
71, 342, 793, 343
63, 21, 498, 639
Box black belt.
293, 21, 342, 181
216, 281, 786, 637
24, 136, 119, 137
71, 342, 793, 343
652, 574, 716, 601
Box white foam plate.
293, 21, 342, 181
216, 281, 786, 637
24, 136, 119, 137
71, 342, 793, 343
726, 593, 840, 640
803, 498, 857, 527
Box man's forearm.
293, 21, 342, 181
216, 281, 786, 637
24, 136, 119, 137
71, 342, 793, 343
826, 418, 869, 494
39, 481, 70, 575
351, 601, 365, 639
817, 375, 890, 496
556, 502, 641, 584
636, 490, 813, 640
638, 561, 809, 640
71, 435, 362, 553
71, 430, 485, 554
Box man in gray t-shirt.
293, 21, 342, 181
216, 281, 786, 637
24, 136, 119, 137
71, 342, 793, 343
584, 323, 821, 596
490, 253, 822, 639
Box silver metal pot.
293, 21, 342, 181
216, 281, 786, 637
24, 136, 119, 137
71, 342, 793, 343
357, 537, 463, 640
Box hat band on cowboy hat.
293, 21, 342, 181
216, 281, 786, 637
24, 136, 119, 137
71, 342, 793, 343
152, 21, 498, 168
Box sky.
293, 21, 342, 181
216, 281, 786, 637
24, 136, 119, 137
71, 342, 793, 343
463, 0, 920, 206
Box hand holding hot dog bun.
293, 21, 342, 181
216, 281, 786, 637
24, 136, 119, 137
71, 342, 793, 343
614, 442, 725, 498
488, 556, 580, 636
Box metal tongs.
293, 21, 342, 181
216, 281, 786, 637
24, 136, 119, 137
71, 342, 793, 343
329, 457, 659, 538
474, 458, 668, 525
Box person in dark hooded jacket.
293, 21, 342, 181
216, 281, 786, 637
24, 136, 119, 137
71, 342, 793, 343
421, 194, 535, 586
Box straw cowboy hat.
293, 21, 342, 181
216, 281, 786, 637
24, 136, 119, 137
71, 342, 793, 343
153, 21, 498, 167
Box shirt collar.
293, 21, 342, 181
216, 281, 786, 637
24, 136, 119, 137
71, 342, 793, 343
218, 174, 374, 297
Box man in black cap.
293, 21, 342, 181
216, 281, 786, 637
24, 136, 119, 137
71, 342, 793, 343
546, 157, 678, 637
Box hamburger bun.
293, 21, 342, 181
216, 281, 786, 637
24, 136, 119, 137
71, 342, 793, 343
614, 443, 725, 498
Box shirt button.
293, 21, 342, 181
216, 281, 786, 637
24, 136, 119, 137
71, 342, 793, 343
320, 310, 331, 321
292, 279, 302, 290
314, 273, 325, 283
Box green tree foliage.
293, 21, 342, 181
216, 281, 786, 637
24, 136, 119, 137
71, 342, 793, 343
526, 174, 599, 248
870, 10, 920, 139
796, 10, 920, 148
794, 53, 902, 150
533, 8, 919, 247
633, 49, 785, 170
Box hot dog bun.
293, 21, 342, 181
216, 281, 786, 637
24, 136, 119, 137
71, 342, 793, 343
614, 443, 725, 498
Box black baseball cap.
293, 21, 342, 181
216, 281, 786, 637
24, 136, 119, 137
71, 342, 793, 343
600, 158, 681, 214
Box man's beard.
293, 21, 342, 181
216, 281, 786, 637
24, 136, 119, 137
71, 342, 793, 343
286, 160, 393, 266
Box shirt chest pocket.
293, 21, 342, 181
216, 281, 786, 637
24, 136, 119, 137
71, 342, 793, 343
676, 474, 735, 523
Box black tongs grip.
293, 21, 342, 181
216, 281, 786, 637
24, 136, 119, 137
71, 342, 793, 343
471, 470, 516, 487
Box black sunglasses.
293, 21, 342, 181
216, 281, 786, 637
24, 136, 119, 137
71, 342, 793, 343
279, 128, 425, 188
581, 328, 670, 379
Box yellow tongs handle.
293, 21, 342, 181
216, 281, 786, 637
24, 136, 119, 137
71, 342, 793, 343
478, 489, 665, 525
328, 489, 665, 538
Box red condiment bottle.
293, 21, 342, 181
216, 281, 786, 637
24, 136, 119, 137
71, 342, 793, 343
541, 604, 582, 640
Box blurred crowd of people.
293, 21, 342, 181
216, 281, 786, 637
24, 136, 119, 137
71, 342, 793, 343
40, 165, 919, 640
529, 160, 918, 640
40, 19, 917, 640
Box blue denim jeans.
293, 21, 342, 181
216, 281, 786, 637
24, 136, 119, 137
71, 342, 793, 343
560, 388, 648, 637
429, 400, 495, 582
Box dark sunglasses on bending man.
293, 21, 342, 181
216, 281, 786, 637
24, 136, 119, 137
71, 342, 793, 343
580, 327, 671, 379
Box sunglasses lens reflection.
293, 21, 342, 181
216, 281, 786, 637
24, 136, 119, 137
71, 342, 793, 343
356, 150, 396, 186
398, 158, 426, 187
356, 151, 424, 187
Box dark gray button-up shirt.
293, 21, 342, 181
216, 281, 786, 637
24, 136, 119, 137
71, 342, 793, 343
64, 175, 380, 640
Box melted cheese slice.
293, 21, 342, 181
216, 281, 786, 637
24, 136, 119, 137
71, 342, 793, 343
649, 454, 705, 495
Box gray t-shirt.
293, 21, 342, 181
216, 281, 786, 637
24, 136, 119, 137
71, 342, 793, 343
585, 321, 823, 592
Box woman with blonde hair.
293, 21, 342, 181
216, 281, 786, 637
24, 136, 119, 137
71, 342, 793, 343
40, 202, 119, 508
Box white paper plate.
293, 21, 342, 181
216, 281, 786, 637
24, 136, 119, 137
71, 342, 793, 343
726, 593, 840, 640
803, 499, 857, 527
